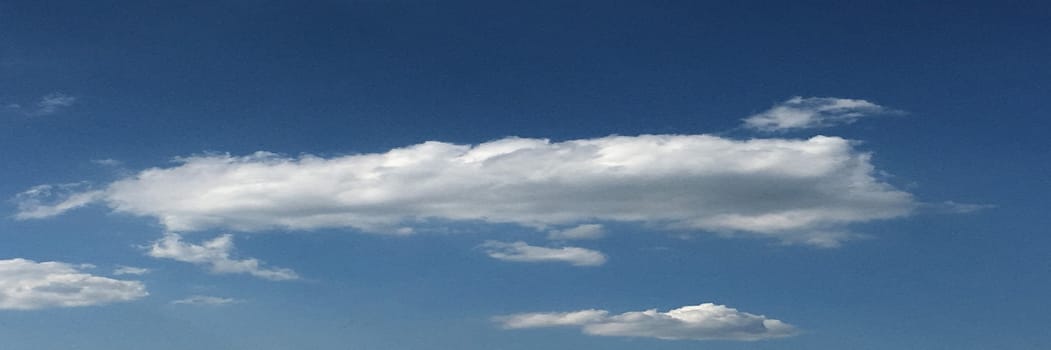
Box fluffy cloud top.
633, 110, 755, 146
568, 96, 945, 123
480, 241, 607, 266
0, 259, 147, 310
16, 134, 914, 246
743, 97, 891, 131
148, 233, 298, 281
498, 303, 797, 341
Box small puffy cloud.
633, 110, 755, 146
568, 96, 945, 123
171, 295, 242, 305
548, 224, 605, 240
498, 303, 797, 341
15, 134, 915, 246
148, 233, 298, 281
112, 266, 150, 276
0, 258, 147, 310
743, 97, 892, 131
480, 241, 607, 267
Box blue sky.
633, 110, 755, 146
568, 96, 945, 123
1, 1, 1049, 349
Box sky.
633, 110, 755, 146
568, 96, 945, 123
1, 1, 1049, 349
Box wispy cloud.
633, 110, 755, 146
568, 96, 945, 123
112, 266, 150, 276
743, 96, 893, 131
15, 134, 916, 247
3, 93, 77, 117
148, 233, 298, 281
548, 224, 605, 241
480, 241, 607, 266
171, 295, 242, 306
0, 258, 147, 310
12, 183, 104, 220
497, 303, 797, 341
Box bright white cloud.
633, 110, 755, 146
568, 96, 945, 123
480, 241, 607, 266
112, 266, 150, 276
743, 97, 892, 131
0, 258, 147, 310
498, 303, 797, 341
171, 295, 242, 305
148, 233, 298, 281
548, 224, 605, 240
15, 134, 915, 246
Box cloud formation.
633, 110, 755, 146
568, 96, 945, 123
0, 259, 147, 310
3, 93, 77, 116
148, 233, 298, 281
548, 224, 605, 240
16, 134, 915, 246
480, 241, 607, 266
498, 303, 797, 341
171, 295, 242, 305
112, 266, 150, 276
743, 97, 892, 131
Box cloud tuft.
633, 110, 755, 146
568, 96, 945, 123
743, 97, 892, 131
481, 241, 607, 266
148, 233, 298, 281
498, 303, 797, 341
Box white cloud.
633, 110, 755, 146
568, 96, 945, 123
15, 134, 915, 246
743, 97, 892, 131
148, 233, 298, 281
13, 183, 104, 220
0, 258, 147, 310
548, 224, 605, 240
498, 303, 797, 341
480, 241, 607, 266
171, 295, 242, 305
112, 266, 150, 276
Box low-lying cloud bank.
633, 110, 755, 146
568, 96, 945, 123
0, 259, 147, 310
15, 134, 915, 247
497, 302, 797, 341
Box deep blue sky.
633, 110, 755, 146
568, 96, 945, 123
1, 1, 1049, 349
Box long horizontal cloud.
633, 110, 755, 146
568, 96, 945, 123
15, 134, 914, 246
743, 97, 892, 131
148, 233, 299, 281
0, 259, 147, 310
497, 303, 797, 341
480, 241, 607, 266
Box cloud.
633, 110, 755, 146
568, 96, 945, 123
0, 258, 147, 310
497, 303, 797, 341
3, 93, 77, 117
13, 183, 104, 220
15, 134, 915, 247
112, 266, 150, 276
480, 241, 607, 266
148, 233, 299, 281
548, 224, 605, 240
743, 97, 892, 131
171, 295, 242, 305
